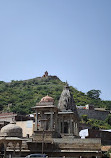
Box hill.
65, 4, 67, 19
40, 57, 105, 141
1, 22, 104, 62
0, 75, 111, 115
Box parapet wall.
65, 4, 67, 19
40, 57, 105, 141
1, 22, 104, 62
28, 138, 101, 152
53, 138, 101, 151
77, 109, 109, 120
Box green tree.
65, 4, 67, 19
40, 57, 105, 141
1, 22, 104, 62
106, 114, 111, 126
81, 115, 88, 122
87, 89, 101, 100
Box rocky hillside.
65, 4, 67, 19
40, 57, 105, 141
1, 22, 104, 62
0, 75, 111, 115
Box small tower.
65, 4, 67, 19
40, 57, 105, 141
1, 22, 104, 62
42, 71, 48, 77
45, 71, 48, 77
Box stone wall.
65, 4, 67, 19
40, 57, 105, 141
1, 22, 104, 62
27, 138, 101, 156
53, 138, 101, 150
77, 109, 109, 120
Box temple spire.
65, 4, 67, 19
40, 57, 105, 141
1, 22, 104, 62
58, 83, 77, 113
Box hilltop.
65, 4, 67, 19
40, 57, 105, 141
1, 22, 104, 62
0, 74, 111, 115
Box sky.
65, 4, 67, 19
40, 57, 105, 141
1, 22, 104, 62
0, 0, 111, 100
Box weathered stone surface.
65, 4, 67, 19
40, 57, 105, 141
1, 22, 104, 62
33, 131, 61, 142
77, 109, 109, 120
0, 123, 22, 137
28, 138, 101, 152
58, 83, 77, 113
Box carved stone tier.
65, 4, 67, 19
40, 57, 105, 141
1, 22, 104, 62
32, 130, 61, 142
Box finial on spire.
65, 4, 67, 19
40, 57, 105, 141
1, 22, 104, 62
66, 80, 69, 86
64, 81, 69, 89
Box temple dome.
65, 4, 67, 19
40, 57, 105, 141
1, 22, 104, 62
1, 123, 22, 137
40, 95, 54, 103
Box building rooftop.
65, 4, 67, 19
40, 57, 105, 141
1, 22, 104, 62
0, 123, 22, 137
40, 95, 54, 103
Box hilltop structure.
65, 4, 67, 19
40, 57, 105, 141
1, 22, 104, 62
42, 71, 48, 77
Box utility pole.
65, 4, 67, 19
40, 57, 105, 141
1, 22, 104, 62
42, 129, 44, 154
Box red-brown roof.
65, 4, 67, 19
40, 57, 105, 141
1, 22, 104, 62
40, 95, 54, 103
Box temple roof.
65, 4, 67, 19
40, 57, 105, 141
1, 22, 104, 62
0, 123, 22, 137
40, 95, 54, 103
58, 83, 77, 113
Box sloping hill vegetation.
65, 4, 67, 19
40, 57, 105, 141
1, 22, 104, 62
0, 75, 111, 116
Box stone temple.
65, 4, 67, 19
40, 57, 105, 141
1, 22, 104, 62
32, 83, 79, 140
27, 83, 101, 158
